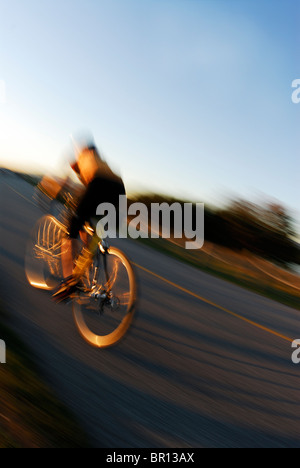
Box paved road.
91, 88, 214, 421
0, 174, 299, 448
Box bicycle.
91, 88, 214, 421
25, 184, 137, 348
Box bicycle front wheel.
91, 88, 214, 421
72, 246, 137, 348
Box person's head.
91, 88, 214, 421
69, 132, 101, 178
71, 131, 96, 156
72, 142, 104, 185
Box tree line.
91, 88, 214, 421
130, 193, 300, 267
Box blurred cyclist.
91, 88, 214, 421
40, 138, 126, 302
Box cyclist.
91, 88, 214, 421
48, 141, 126, 302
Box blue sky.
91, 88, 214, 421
0, 0, 299, 227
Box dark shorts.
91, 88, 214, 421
68, 176, 126, 239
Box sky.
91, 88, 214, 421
0, 0, 299, 228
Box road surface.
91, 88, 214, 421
0, 174, 299, 448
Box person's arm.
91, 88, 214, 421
38, 175, 66, 199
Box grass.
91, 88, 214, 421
0, 308, 91, 448
136, 237, 300, 311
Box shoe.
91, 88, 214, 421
52, 276, 82, 304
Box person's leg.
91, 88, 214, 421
61, 237, 73, 278
61, 236, 79, 278
60, 228, 88, 279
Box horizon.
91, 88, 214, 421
2, 165, 300, 245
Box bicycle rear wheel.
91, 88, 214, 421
73, 246, 137, 348
25, 215, 66, 290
